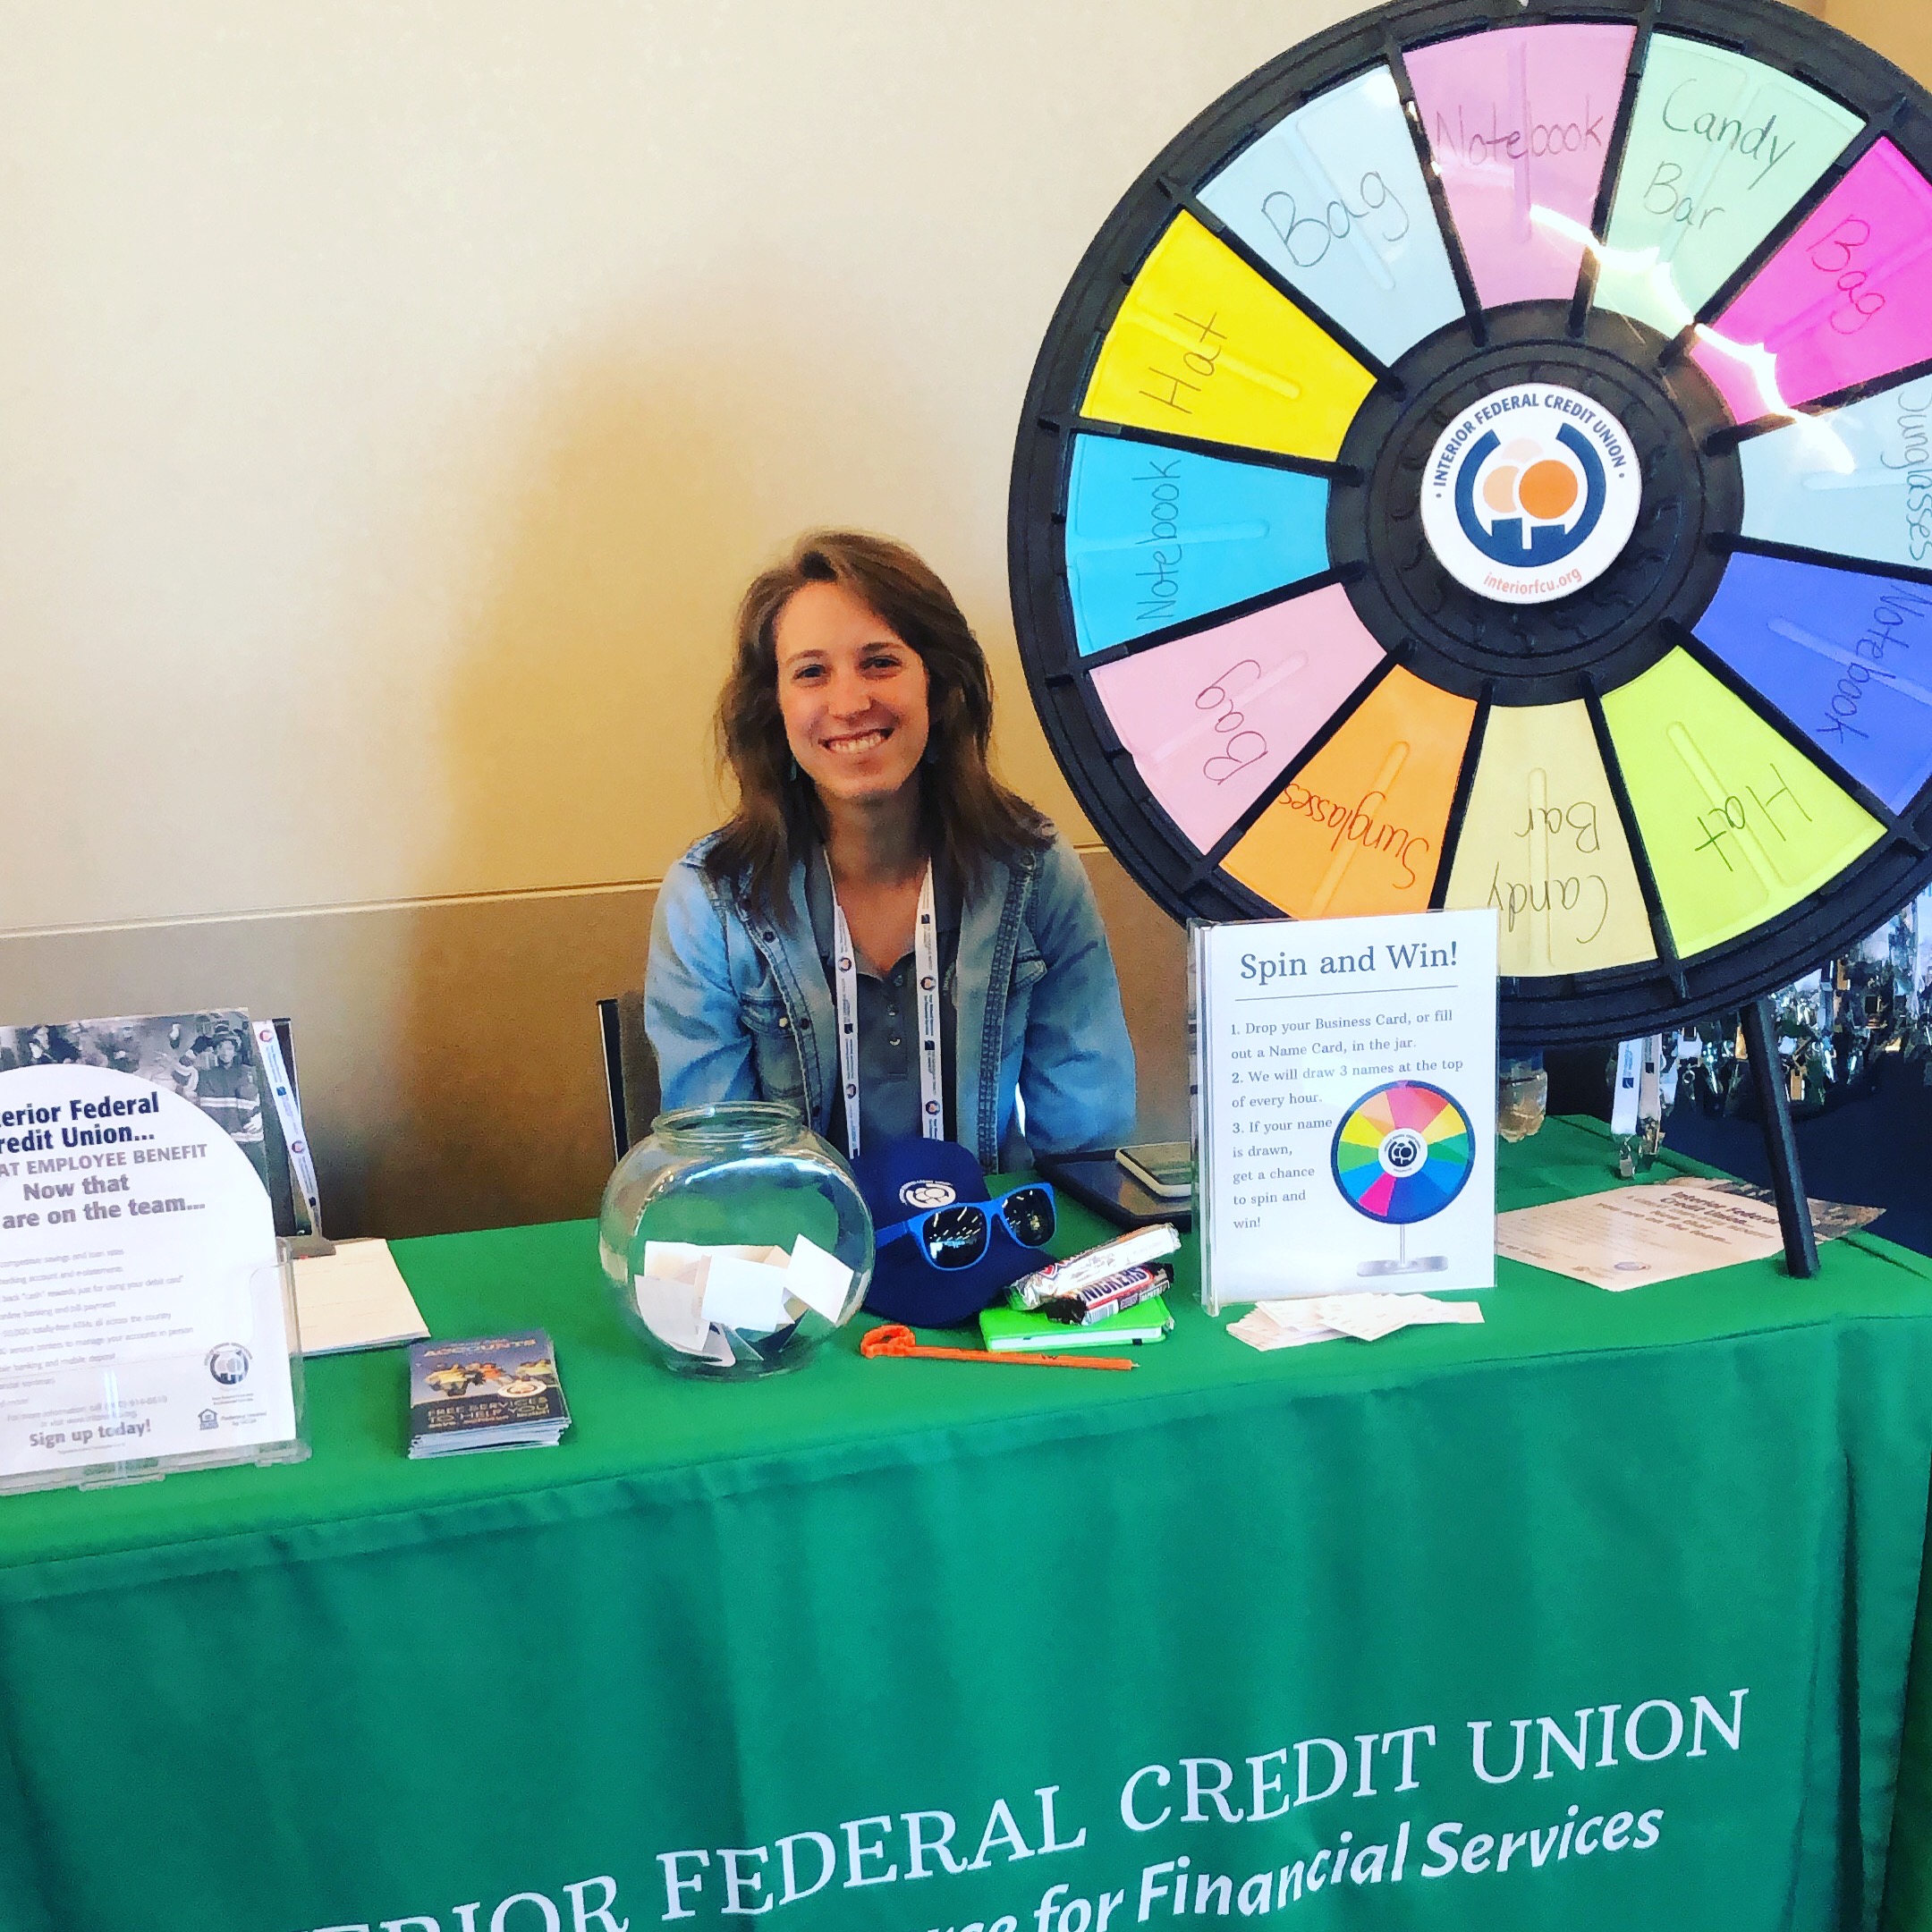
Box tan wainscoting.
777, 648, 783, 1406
0, 850, 1190, 1239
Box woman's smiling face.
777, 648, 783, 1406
774, 579, 931, 810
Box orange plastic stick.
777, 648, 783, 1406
860, 1322, 1136, 1371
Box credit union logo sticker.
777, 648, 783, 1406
1420, 384, 1641, 606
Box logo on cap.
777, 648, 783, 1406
900, 1179, 956, 1208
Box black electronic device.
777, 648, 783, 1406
1037, 1150, 1193, 1233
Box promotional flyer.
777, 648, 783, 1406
1192, 910, 1498, 1308
0, 1060, 296, 1483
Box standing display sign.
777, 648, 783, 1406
0, 1013, 305, 1494
1192, 910, 1497, 1309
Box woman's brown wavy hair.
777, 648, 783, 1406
704, 530, 1049, 917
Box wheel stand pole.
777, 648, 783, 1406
1741, 994, 1820, 1280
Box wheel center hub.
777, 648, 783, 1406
1418, 383, 1645, 605
1326, 304, 1743, 702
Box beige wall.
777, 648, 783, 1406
1829, 1, 1932, 76
1, 1, 1347, 936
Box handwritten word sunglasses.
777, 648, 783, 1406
875, 1182, 1056, 1271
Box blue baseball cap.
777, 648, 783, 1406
852, 1137, 1051, 1328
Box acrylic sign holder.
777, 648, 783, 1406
1008, 0, 1932, 1275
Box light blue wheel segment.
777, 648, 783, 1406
1198, 64, 1464, 366
1064, 435, 1331, 657
1739, 377, 1932, 573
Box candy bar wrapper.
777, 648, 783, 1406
1043, 1264, 1171, 1326
1009, 1223, 1182, 1310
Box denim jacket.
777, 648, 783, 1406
646, 830, 1136, 1169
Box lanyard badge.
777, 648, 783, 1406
830, 863, 943, 1160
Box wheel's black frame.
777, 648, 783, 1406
1008, 0, 1932, 1053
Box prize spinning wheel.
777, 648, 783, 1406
1010, 0, 1932, 1046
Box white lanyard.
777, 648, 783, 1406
250, 1019, 324, 1235
1611, 1035, 1662, 1138
830, 862, 943, 1159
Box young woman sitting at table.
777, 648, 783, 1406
646, 530, 1136, 1170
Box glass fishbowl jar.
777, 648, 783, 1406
597, 1101, 873, 1379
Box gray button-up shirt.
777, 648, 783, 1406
806, 853, 960, 1150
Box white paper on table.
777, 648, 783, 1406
696, 1325, 737, 1365
1238, 1302, 1341, 1345
785, 1234, 854, 1322
292, 1239, 430, 1355
1315, 1292, 1482, 1339
1236, 1292, 1483, 1348
1496, 1184, 1789, 1291
1317, 1297, 1414, 1342
699, 1255, 796, 1335
1394, 1295, 1484, 1326
1254, 1299, 1336, 1335
1229, 1309, 1342, 1351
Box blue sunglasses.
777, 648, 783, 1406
874, 1182, 1057, 1271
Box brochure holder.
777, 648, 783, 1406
0, 1244, 310, 1498
0, 1029, 311, 1496
1191, 909, 1498, 1310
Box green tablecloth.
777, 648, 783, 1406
6, 1118, 1932, 1932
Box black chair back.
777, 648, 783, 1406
597, 993, 660, 1162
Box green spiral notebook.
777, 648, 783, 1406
978, 1294, 1174, 1352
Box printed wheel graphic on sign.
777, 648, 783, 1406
1009, 0, 1932, 1045
1331, 1080, 1475, 1276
